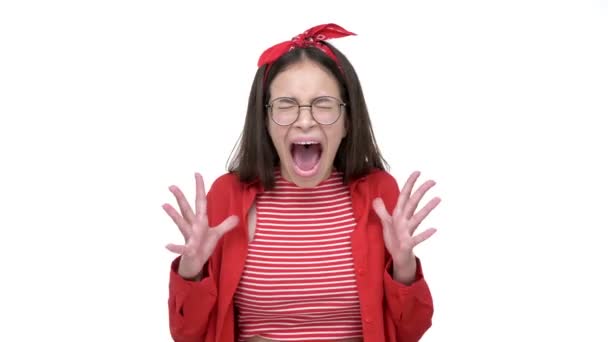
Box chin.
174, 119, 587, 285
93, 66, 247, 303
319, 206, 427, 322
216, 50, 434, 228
282, 155, 332, 188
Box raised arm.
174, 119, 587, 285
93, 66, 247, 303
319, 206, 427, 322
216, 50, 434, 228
163, 172, 239, 341
372, 171, 440, 341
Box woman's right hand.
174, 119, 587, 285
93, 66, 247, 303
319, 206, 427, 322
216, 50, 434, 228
163, 172, 239, 280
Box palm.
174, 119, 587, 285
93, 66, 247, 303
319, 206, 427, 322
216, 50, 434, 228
163, 173, 238, 278
373, 171, 441, 266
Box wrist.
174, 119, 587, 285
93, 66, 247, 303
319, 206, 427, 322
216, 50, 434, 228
178, 256, 204, 281
178, 268, 203, 281
392, 252, 417, 285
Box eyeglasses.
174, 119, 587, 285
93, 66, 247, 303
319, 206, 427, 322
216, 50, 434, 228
266, 96, 346, 126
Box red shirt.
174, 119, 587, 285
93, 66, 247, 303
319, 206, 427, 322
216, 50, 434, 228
235, 170, 364, 341
168, 168, 434, 341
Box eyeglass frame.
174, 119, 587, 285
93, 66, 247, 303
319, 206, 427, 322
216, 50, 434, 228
265, 95, 347, 126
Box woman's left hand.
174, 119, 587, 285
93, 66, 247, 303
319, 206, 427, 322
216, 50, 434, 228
373, 171, 441, 280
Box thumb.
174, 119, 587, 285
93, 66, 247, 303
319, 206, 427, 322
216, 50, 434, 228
213, 215, 240, 237
372, 198, 392, 226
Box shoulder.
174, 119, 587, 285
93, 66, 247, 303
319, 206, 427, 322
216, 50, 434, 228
347, 168, 401, 214
348, 168, 399, 201
206, 172, 248, 206
205, 172, 248, 222
208, 172, 242, 193
207, 171, 261, 199
368, 169, 400, 212
363, 168, 399, 191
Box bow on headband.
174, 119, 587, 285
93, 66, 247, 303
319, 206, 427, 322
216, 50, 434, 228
257, 23, 356, 69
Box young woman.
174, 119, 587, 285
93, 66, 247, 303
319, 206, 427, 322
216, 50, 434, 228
163, 23, 441, 342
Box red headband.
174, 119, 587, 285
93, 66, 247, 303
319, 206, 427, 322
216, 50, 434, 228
257, 23, 356, 71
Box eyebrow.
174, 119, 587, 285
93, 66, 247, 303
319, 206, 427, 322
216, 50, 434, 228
270, 95, 338, 102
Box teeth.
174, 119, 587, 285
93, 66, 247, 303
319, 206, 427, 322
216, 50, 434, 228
294, 141, 318, 145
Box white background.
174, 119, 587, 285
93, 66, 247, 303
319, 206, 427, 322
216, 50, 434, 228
1, 0, 607, 341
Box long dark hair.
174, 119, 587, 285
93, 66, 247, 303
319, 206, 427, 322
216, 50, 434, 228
227, 42, 388, 190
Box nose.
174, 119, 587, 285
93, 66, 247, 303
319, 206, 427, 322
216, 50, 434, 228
293, 105, 317, 129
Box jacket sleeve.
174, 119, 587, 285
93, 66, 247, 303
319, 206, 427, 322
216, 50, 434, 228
375, 170, 434, 341
168, 257, 218, 341
167, 174, 232, 341
384, 258, 434, 341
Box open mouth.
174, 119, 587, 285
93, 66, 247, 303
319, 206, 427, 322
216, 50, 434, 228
290, 141, 323, 176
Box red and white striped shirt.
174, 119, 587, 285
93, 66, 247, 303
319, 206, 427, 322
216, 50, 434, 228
234, 170, 363, 341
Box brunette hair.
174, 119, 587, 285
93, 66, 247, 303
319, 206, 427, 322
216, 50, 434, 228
227, 42, 388, 190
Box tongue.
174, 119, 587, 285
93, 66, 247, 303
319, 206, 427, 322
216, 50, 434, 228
292, 144, 321, 171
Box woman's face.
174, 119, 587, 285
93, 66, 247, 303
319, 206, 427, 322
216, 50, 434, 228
267, 59, 347, 188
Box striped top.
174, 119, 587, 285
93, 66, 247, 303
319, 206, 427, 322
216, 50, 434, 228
234, 170, 362, 341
